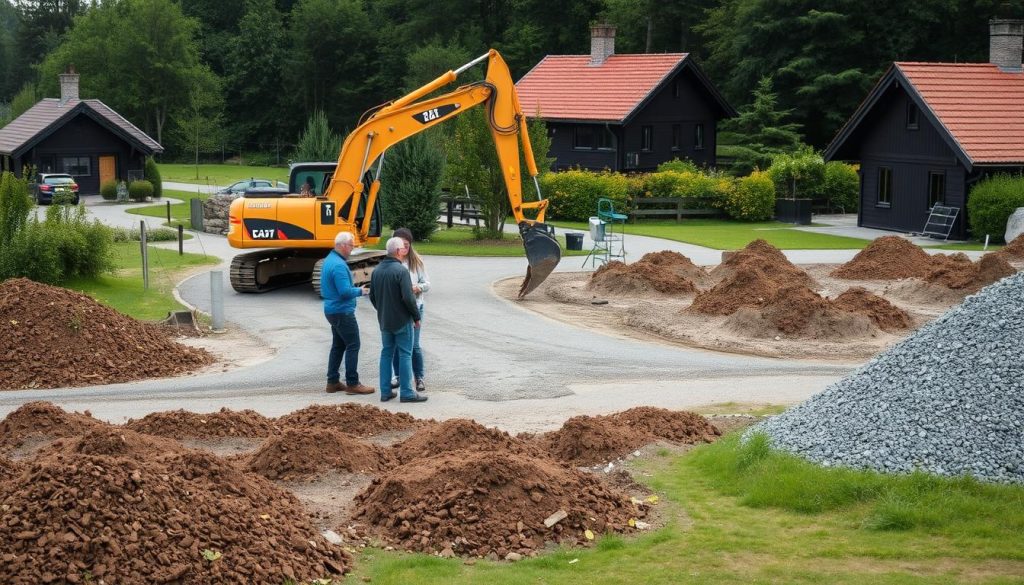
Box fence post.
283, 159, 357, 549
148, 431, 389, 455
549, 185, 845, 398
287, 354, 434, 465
178, 224, 184, 255
140, 220, 149, 290
166, 200, 171, 222
447, 199, 454, 228
210, 271, 225, 332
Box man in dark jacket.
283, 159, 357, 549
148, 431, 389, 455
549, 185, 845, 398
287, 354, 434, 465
369, 237, 426, 403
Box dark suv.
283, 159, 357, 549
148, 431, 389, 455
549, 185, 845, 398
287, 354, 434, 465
34, 174, 80, 205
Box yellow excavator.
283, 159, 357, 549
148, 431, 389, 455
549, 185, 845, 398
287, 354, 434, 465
226, 49, 561, 298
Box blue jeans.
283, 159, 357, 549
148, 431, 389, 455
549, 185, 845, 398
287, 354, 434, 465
326, 312, 360, 385
393, 305, 424, 379
380, 322, 414, 399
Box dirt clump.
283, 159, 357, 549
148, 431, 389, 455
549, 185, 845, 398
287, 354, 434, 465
832, 236, 934, 280
245, 428, 394, 480
997, 234, 1024, 259
0, 401, 105, 452
0, 278, 213, 391
605, 407, 721, 444
925, 252, 1016, 292
760, 285, 835, 335
0, 454, 20, 479
689, 266, 782, 315
711, 239, 817, 288
724, 285, 878, 340
126, 408, 280, 439
832, 287, 912, 331
0, 426, 349, 583
276, 403, 427, 437
350, 450, 643, 557
537, 416, 653, 466
393, 418, 543, 464
588, 253, 698, 296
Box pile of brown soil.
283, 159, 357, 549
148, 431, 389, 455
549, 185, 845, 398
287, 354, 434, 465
832, 236, 934, 280
392, 419, 541, 464
588, 255, 697, 296
536, 416, 653, 466
0, 427, 348, 583
125, 408, 280, 439
760, 285, 837, 335
245, 428, 394, 480
0, 401, 104, 452
926, 252, 1016, 292
0, 278, 213, 391
998, 234, 1024, 259
276, 403, 426, 437
689, 266, 782, 315
725, 285, 877, 340
605, 407, 721, 444
711, 239, 817, 288
832, 287, 912, 331
0, 454, 19, 478
636, 250, 708, 282
350, 450, 642, 558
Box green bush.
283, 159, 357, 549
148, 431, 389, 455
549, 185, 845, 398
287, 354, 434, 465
111, 226, 180, 242
637, 170, 731, 209
967, 174, 1024, 241
380, 133, 445, 240
129, 180, 154, 202
100, 179, 118, 201
144, 157, 162, 199
0, 171, 33, 247
1, 219, 64, 284
725, 170, 776, 221
656, 158, 700, 173
822, 161, 860, 213
539, 170, 630, 222
769, 148, 825, 199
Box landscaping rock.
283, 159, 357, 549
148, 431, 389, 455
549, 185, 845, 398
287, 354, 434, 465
1004, 207, 1024, 243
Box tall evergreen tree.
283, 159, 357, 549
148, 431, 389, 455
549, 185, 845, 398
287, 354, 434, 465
225, 0, 287, 147
717, 76, 804, 176
379, 132, 446, 240
293, 110, 341, 162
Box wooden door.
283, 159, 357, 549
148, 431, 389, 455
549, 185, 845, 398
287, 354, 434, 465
99, 155, 116, 185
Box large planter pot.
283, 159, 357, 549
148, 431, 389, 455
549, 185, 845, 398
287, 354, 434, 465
775, 198, 812, 225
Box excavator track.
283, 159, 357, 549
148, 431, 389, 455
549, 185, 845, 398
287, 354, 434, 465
229, 249, 325, 293
311, 251, 386, 298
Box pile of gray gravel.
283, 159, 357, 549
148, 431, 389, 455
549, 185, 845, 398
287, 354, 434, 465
750, 270, 1023, 483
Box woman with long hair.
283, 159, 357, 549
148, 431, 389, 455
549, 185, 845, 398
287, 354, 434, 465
391, 227, 430, 392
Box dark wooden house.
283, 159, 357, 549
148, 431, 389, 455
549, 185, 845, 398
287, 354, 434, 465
824, 19, 1024, 240
0, 72, 163, 194
515, 25, 735, 172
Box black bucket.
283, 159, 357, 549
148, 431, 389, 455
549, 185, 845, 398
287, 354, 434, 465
565, 232, 584, 251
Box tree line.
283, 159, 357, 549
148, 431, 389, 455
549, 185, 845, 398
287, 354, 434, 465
1, 0, 1021, 160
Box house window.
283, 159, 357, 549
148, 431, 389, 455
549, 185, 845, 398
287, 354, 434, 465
928, 171, 945, 208
671, 124, 681, 151
906, 102, 919, 130
573, 126, 595, 149
641, 126, 653, 152
877, 167, 893, 207
62, 156, 91, 176
694, 124, 705, 150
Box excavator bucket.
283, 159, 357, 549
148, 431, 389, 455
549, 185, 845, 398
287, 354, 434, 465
518, 222, 561, 298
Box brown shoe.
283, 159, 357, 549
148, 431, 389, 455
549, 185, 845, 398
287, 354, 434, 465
345, 383, 376, 395
325, 382, 345, 394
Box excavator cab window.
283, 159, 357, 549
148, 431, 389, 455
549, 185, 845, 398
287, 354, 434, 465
291, 170, 330, 196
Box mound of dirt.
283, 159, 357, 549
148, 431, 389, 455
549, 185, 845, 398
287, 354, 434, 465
711, 239, 816, 288
588, 255, 698, 296
0, 430, 348, 583
0, 278, 213, 391
350, 450, 643, 557
393, 419, 542, 464
636, 250, 708, 282
831, 236, 934, 280
925, 252, 1016, 292
0, 401, 105, 452
760, 285, 835, 335
689, 266, 782, 315
832, 287, 912, 331
605, 407, 721, 444
725, 286, 877, 340
537, 416, 653, 466
998, 234, 1024, 259
0, 454, 19, 479
245, 428, 394, 480
126, 408, 280, 439
276, 403, 426, 437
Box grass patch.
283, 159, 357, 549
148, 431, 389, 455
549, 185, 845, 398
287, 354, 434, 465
65, 242, 219, 320
932, 241, 1005, 252
697, 402, 789, 416
158, 163, 288, 186
126, 189, 208, 229
551, 219, 871, 250
367, 225, 589, 257
349, 433, 1024, 583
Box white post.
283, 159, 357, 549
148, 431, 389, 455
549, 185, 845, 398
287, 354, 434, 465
210, 270, 225, 332
140, 221, 149, 290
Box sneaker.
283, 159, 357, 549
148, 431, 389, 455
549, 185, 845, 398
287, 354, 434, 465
325, 382, 345, 394
390, 378, 399, 390
415, 378, 426, 393
380, 393, 396, 402
399, 394, 428, 403
345, 383, 376, 395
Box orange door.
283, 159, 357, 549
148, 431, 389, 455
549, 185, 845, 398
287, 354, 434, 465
99, 155, 116, 185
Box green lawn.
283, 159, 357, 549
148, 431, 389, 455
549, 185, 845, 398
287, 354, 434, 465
126, 189, 208, 229
368, 225, 589, 257
66, 242, 220, 320
552, 219, 872, 250
158, 163, 288, 186
934, 241, 1005, 252
348, 433, 1024, 584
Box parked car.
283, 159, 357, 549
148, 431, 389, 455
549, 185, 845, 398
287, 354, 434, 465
33, 173, 80, 205
217, 178, 275, 195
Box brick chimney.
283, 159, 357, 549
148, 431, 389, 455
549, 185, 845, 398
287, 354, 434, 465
58, 66, 80, 106
989, 19, 1023, 72
589, 24, 616, 67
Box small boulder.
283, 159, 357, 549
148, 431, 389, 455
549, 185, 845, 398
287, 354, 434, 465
1005, 207, 1024, 243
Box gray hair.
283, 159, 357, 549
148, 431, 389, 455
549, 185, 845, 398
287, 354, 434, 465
385, 236, 405, 256
334, 231, 354, 247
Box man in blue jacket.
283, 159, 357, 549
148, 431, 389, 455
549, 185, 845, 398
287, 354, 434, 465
369, 237, 426, 403
322, 232, 375, 395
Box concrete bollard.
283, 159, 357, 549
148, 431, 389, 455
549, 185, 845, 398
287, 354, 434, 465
210, 270, 225, 332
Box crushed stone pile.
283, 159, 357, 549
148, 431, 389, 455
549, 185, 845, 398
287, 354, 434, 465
125, 408, 280, 439
275, 403, 426, 437
0, 427, 349, 583
925, 253, 1016, 292
710, 239, 817, 288
350, 450, 644, 558
0, 278, 213, 390
832, 236, 934, 280
392, 418, 542, 464
750, 270, 1024, 483
0, 401, 104, 452
692, 240, 816, 315
245, 428, 394, 480
997, 234, 1024, 259
588, 253, 699, 296
537, 416, 653, 466
604, 407, 721, 444
832, 287, 912, 332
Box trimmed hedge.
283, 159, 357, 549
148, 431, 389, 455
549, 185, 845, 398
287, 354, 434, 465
144, 157, 162, 199
967, 174, 1024, 241
100, 179, 118, 201
539, 170, 630, 222
768, 149, 825, 199
822, 161, 859, 212
639, 170, 730, 208
129, 180, 154, 202
725, 171, 776, 221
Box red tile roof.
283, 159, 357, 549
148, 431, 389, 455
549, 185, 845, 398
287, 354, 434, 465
897, 62, 1024, 164
515, 54, 688, 122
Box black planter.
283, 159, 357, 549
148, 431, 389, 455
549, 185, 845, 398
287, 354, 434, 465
775, 198, 812, 225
